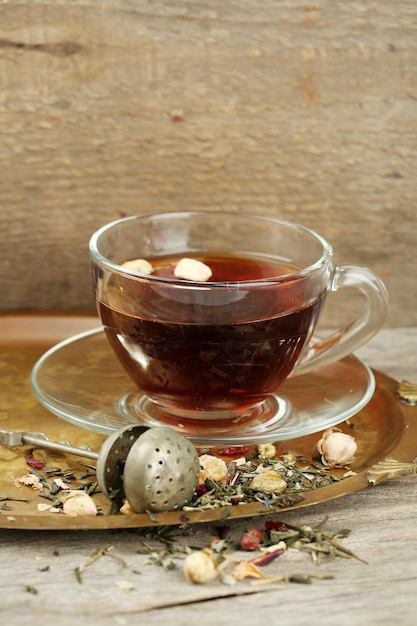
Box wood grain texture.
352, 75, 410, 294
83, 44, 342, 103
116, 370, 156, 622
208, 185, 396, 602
1, 481, 417, 626
0, 1, 416, 324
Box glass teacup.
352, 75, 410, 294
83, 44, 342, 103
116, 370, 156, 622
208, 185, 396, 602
90, 212, 388, 429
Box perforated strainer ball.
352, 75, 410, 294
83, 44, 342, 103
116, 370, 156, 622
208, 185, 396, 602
122, 426, 200, 513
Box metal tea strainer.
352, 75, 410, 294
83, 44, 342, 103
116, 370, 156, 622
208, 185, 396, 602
0, 424, 200, 513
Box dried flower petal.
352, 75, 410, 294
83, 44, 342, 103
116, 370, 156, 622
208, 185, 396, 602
18, 473, 43, 491
52, 478, 71, 491
25, 449, 45, 470
232, 561, 265, 581
217, 445, 250, 457
250, 543, 286, 566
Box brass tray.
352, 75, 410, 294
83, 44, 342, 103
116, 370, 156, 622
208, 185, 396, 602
0, 312, 416, 530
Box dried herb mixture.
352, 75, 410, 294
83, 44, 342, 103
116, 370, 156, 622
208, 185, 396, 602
186, 444, 351, 512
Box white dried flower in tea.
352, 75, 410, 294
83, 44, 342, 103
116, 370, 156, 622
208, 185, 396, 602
316, 428, 357, 468
174, 258, 212, 282
121, 258, 154, 275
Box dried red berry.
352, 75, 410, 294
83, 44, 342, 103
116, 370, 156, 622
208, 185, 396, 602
239, 528, 263, 551
265, 520, 287, 535
195, 484, 208, 497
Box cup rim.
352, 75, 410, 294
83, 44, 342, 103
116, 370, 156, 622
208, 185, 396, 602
89, 211, 333, 286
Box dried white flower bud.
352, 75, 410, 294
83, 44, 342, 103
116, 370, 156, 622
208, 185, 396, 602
316, 428, 357, 468
121, 258, 154, 275
183, 549, 218, 584
257, 443, 277, 460
174, 258, 212, 282
61, 491, 98, 516
249, 469, 287, 494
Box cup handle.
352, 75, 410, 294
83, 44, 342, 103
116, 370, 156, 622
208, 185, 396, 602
294, 265, 389, 376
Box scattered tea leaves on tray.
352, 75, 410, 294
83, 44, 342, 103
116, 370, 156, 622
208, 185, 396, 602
12, 429, 358, 520
0, 495, 32, 503
14, 452, 102, 516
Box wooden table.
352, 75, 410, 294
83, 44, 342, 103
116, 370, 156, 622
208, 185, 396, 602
1, 316, 416, 626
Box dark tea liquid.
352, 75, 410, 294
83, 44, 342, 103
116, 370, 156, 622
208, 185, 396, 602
99, 254, 326, 415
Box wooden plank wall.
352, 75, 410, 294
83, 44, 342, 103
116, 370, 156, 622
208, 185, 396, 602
1, 1, 416, 326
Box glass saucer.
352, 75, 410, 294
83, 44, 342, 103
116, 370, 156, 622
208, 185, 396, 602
31, 327, 375, 446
